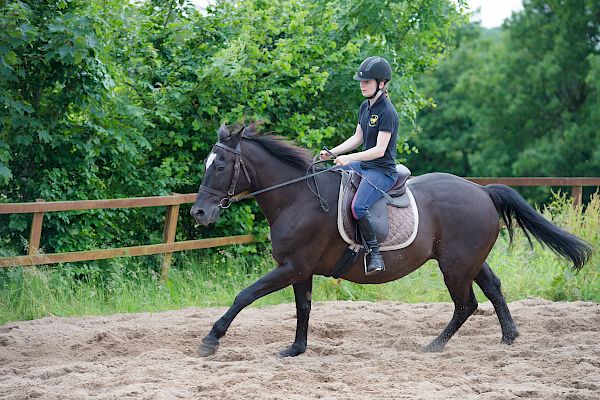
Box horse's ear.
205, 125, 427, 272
230, 123, 245, 137
217, 124, 231, 142
217, 123, 243, 146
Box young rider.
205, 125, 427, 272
320, 56, 399, 275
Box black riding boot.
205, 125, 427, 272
357, 211, 385, 275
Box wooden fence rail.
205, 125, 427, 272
466, 177, 600, 207
0, 192, 254, 276
0, 177, 598, 275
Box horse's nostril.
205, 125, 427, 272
191, 208, 206, 218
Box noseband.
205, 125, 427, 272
199, 141, 251, 208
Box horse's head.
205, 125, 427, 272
190, 123, 252, 226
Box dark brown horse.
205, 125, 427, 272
190, 123, 591, 357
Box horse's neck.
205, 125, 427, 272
243, 142, 323, 225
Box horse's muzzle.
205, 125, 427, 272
190, 204, 220, 226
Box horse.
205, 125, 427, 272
190, 122, 592, 357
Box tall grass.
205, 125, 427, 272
0, 192, 597, 324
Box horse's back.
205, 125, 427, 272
408, 172, 496, 213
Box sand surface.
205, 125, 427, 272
0, 298, 598, 399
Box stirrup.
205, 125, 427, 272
363, 252, 385, 275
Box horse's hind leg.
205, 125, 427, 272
423, 265, 479, 352
474, 262, 519, 344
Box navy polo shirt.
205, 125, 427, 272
358, 95, 399, 176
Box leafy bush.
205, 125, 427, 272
1, 0, 464, 264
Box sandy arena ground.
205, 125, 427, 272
0, 298, 598, 399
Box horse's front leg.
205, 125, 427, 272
198, 261, 300, 357
279, 276, 313, 358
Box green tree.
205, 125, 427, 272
499, 0, 600, 178
410, 0, 600, 196
404, 24, 501, 176
0, 1, 162, 253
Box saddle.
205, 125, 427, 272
337, 164, 418, 250
325, 165, 419, 278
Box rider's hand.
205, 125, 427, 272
319, 150, 333, 160
335, 155, 353, 166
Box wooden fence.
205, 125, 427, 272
0, 177, 598, 276
0, 193, 254, 279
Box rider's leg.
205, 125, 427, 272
351, 168, 396, 275
356, 210, 385, 274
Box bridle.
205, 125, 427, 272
198, 141, 251, 209
197, 137, 339, 210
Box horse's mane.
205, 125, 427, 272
240, 123, 313, 171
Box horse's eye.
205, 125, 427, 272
216, 166, 225, 172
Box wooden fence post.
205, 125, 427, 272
161, 194, 180, 280
571, 186, 582, 209
28, 199, 45, 256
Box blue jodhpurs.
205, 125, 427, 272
342, 162, 397, 220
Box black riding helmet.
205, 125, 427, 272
353, 56, 392, 99
353, 56, 392, 81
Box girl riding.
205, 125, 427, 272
320, 56, 399, 275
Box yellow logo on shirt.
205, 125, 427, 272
369, 114, 379, 127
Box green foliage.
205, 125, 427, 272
408, 0, 600, 203
0, 0, 464, 260
0, 0, 168, 254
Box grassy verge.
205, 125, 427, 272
0, 193, 597, 324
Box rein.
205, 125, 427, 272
231, 163, 338, 205
199, 138, 339, 209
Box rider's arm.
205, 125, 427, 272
330, 124, 363, 155
336, 131, 391, 163
345, 131, 391, 161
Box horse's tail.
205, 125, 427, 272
483, 184, 592, 270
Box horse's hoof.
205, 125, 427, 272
422, 341, 444, 353
198, 336, 219, 357
278, 343, 306, 358
501, 330, 519, 345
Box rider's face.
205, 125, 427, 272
360, 79, 380, 97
